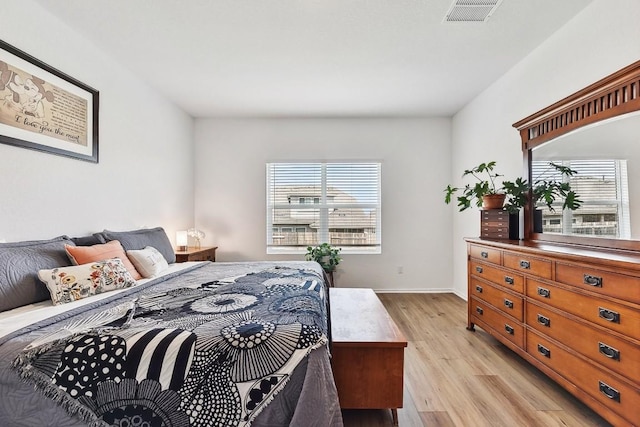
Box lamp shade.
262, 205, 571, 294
176, 231, 188, 251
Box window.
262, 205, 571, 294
532, 159, 630, 238
266, 162, 381, 253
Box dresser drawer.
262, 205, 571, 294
527, 279, 640, 340
555, 262, 640, 305
480, 228, 512, 239
469, 244, 501, 265
470, 298, 524, 349
187, 252, 215, 262
470, 278, 523, 322
469, 260, 524, 293
526, 301, 640, 384
503, 252, 552, 279
481, 209, 510, 222
527, 330, 640, 425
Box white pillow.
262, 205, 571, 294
38, 258, 136, 305
126, 246, 169, 278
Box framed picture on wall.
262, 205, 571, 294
0, 40, 99, 163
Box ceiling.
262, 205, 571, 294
33, 0, 593, 118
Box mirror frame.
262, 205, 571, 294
513, 60, 640, 251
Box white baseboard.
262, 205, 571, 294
368, 288, 468, 301
372, 288, 454, 294
452, 289, 467, 301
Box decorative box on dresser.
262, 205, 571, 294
466, 238, 640, 427
480, 209, 519, 240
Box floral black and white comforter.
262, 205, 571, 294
0, 261, 343, 427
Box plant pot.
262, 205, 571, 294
482, 194, 506, 210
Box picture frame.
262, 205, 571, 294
0, 40, 99, 163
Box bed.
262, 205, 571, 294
0, 229, 343, 426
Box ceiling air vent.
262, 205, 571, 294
444, 0, 504, 22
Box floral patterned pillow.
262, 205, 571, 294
38, 258, 136, 305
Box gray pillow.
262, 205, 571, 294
0, 236, 75, 312
70, 233, 106, 246
100, 227, 175, 264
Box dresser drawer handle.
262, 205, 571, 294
476, 307, 483, 315
598, 381, 620, 402
519, 260, 530, 269
598, 307, 620, 323
537, 344, 551, 358
504, 324, 514, 335
598, 342, 620, 361
475, 285, 483, 293
480, 251, 488, 258
583, 274, 603, 287
475, 266, 483, 274
503, 299, 513, 309
537, 287, 551, 298
537, 314, 551, 327
504, 276, 514, 285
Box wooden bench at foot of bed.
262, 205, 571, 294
329, 287, 407, 426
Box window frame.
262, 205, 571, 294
266, 161, 382, 255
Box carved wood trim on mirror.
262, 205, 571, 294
513, 60, 640, 250
514, 60, 640, 151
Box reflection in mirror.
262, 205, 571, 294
531, 111, 640, 240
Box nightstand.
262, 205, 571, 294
174, 246, 218, 263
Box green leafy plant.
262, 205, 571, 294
532, 162, 582, 211
445, 161, 517, 212
502, 177, 530, 214
445, 161, 582, 214
502, 162, 582, 213
305, 243, 342, 272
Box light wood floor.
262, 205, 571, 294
341, 293, 612, 427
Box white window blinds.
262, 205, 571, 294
266, 162, 381, 253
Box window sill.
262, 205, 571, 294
267, 246, 381, 255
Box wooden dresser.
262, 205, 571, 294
466, 238, 640, 427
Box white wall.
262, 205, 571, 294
0, 0, 194, 242
450, 0, 640, 297
194, 118, 452, 292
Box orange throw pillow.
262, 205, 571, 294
65, 240, 142, 280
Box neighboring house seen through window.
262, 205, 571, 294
266, 162, 381, 254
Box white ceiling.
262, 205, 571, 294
33, 0, 593, 118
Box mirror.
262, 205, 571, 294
514, 59, 640, 250
531, 111, 640, 240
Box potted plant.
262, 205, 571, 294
305, 243, 342, 272
444, 160, 582, 239
495, 162, 583, 233
531, 162, 582, 232
306, 243, 341, 287
444, 161, 520, 211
